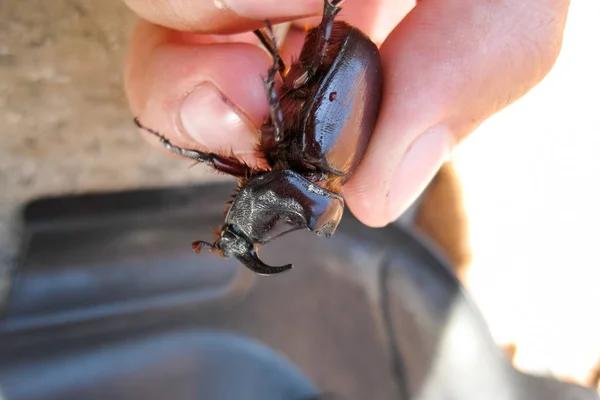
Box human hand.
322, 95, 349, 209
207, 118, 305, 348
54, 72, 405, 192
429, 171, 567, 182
124, 0, 569, 227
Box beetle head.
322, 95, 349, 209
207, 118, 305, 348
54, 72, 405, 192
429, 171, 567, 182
205, 170, 344, 276
216, 224, 293, 276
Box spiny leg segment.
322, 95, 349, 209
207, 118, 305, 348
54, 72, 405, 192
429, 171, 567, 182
253, 26, 286, 76
134, 117, 252, 178
261, 20, 286, 144
293, 0, 344, 89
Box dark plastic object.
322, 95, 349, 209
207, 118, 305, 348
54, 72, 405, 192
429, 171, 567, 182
0, 182, 597, 400
0, 331, 318, 400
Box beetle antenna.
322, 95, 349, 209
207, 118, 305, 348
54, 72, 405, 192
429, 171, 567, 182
192, 240, 218, 254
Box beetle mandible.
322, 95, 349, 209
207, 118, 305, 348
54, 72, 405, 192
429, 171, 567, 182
134, 0, 383, 275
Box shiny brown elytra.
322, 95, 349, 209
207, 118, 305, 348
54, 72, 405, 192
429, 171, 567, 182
134, 0, 383, 275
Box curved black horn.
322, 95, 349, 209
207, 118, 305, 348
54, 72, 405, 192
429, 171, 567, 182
235, 249, 292, 276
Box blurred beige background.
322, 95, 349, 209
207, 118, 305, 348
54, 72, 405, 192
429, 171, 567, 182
1, 0, 599, 390
452, 0, 600, 386
0, 1, 231, 301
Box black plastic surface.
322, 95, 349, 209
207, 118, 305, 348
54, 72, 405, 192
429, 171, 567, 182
0, 182, 597, 400
0, 331, 318, 400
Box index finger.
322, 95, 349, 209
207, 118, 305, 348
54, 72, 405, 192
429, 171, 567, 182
123, 0, 323, 33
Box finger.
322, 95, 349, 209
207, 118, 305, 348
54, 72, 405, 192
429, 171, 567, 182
292, 0, 416, 45
125, 21, 273, 163
343, 0, 570, 227
123, 0, 323, 33
123, 0, 413, 165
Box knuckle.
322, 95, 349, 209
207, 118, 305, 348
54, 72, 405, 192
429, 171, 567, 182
504, 0, 569, 82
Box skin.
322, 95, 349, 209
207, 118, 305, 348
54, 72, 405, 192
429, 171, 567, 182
124, 0, 570, 228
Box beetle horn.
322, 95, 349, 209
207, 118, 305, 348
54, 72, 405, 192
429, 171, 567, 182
235, 249, 292, 276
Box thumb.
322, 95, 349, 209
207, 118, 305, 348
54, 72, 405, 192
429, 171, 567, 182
343, 0, 570, 227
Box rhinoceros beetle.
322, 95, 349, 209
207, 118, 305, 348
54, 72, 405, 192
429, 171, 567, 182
134, 0, 382, 275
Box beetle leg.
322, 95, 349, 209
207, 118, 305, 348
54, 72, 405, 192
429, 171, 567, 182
294, 0, 344, 89
253, 28, 286, 77
134, 118, 252, 178
262, 20, 286, 143
316, 0, 345, 61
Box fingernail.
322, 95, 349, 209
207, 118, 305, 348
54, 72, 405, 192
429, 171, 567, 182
223, 0, 321, 19
180, 82, 258, 154
385, 126, 454, 223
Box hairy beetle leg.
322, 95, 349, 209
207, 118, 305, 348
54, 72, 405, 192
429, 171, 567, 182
134, 118, 252, 178
262, 20, 286, 144
293, 0, 344, 89
253, 27, 286, 76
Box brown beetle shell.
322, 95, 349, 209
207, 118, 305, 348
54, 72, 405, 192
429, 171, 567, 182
263, 22, 383, 192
